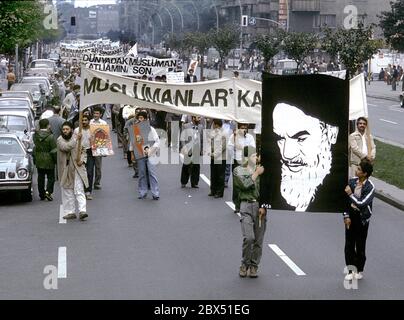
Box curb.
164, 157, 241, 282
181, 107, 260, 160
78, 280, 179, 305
375, 190, 404, 212
367, 94, 399, 102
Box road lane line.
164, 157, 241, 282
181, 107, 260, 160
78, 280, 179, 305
268, 244, 306, 276
226, 201, 241, 218
57, 247, 67, 279
380, 119, 398, 125
367, 103, 377, 106
59, 205, 66, 224
200, 174, 211, 186
389, 108, 404, 113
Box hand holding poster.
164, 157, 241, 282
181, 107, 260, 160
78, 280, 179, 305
90, 124, 114, 156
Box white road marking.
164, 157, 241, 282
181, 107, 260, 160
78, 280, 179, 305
367, 103, 377, 106
380, 118, 398, 125
226, 201, 241, 218
268, 244, 306, 276
59, 205, 66, 224
200, 174, 211, 186
57, 247, 67, 279
389, 108, 404, 113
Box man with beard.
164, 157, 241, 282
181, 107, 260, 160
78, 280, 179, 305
233, 147, 266, 278
57, 121, 89, 221
74, 115, 93, 200
272, 102, 339, 212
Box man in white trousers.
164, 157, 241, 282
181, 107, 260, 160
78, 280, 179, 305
57, 121, 89, 221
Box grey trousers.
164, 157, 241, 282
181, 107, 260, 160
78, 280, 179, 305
240, 201, 267, 268
94, 156, 103, 186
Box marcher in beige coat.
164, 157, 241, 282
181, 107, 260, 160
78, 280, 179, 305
349, 117, 376, 176
57, 122, 89, 221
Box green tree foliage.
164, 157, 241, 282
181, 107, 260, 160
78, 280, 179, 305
0, 0, 47, 54
379, 0, 404, 52
322, 24, 382, 78
209, 25, 239, 78
281, 31, 318, 72
254, 29, 285, 72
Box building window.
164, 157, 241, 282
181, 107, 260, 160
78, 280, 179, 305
313, 14, 336, 28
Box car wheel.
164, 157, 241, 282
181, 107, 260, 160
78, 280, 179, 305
21, 185, 33, 202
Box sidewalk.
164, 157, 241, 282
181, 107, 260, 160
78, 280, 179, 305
366, 79, 403, 101
372, 177, 404, 212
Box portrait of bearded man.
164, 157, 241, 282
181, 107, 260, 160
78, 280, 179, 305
260, 73, 349, 213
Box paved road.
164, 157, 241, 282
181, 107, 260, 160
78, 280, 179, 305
366, 97, 404, 146
1, 131, 404, 299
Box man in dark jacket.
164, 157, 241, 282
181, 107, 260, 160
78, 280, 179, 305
33, 118, 57, 201
343, 159, 375, 281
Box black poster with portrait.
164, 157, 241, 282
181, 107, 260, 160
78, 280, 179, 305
260, 73, 349, 213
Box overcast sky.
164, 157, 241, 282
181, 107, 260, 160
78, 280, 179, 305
74, 0, 116, 7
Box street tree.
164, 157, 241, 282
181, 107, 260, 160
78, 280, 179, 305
379, 0, 404, 52
209, 25, 239, 78
254, 29, 285, 72
185, 32, 212, 80
0, 0, 46, 54
281, 31, 318, 72
322, 24, 382, 78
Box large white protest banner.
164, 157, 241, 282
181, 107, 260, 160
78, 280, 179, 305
81, 67, 367, 128
82, 54, 181, 77
81, 67, 262, 124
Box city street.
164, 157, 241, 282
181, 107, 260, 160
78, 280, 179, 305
367, 96, 404, 146
1, 131, 403, 300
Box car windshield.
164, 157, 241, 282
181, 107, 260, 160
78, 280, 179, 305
0, 137, 24, 155
0, 100, 30, 107
0, 92, 29, 99
0, 115, 28, 132
30, 61, 54, 69
11, 84, 38, 93
22, 79, 49, 89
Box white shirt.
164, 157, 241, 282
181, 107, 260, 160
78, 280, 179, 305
228, 132, 256, 161
361, 133, 368, 157
74, 127, 91, 150
90, 118, 107, 125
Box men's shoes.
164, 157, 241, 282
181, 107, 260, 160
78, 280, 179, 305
344, 272, 354, 281
234, 210, 240, 214
63, 213, 77, 220
138, 195, 147, 199
152, 196, 159, 200
45, 191, 53, 201
85, 193, 93, 200
133, 173, 139, 178
94, 185, 101, 190
249, 266, 258, 278
354, 272, 363, 280
214, 194, 223, 198
239, 265, 248, 278
191, 185, 199, 188
79, 212, 88, 221
208, 193, 214, 197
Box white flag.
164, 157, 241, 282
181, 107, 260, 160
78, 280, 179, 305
127, 43, 138, 57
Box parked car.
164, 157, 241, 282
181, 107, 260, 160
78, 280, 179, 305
21, 76, 52, 102
29, 59, 57, 72
0, 91, 34, 106
0, 133, 33, 202
274, 59, 298, 75
10, 83, 47, 116
0, 110, 35, 149
0, 97, 35, 119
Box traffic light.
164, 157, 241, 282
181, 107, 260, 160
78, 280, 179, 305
241, 15, 248, 27
70, 16, 76, 26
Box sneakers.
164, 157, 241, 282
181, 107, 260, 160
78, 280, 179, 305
45, 191, 53, 201
344, 272, 354, 281
63, 213, 77, 220
152, 196, 159, 200
354, 272, 363, 280
239, 265, 248, 278
85, 192, 93, 200
249, 266, 258, 278
79, 212, 88, 221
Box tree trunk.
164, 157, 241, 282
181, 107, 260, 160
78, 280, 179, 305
219, 58, 223, 78
200, 54, 204, 81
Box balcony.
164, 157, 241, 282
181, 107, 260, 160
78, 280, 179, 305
291, 0, 320, 12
